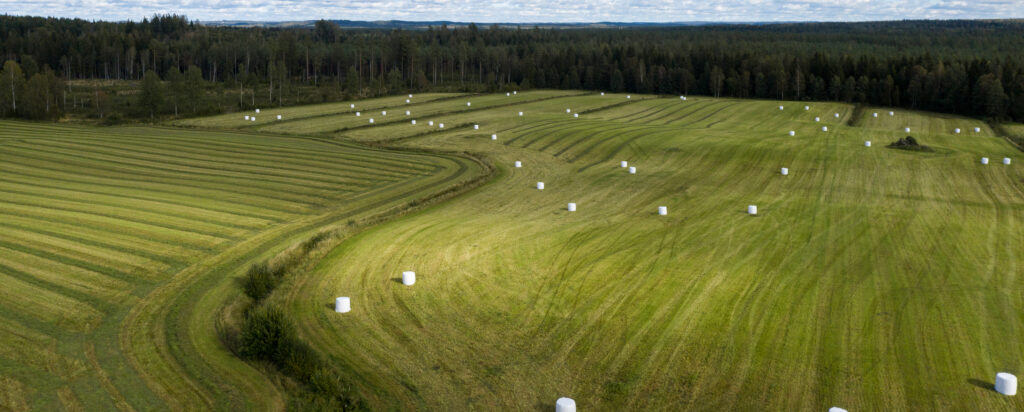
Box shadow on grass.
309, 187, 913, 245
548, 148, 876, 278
391, 277, 405, 284
967, 378, 993, 391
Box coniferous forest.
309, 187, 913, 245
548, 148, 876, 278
1, 14, 1022, 122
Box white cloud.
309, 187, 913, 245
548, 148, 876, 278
2, 0, 1022, 22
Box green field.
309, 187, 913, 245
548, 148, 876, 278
1, 90, 1022, 410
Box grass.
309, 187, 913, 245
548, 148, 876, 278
2, 90, 1022, 410
0, 120, 484, 410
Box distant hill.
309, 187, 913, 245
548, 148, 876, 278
199, 19, 766, 29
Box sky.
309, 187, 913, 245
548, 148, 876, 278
1, 0, 1022, 23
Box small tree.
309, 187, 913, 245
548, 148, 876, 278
0, 60, 26, 116
138, 70, 164, 119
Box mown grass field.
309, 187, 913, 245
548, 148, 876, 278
2, 90, 1022, 411
0, 121, 483, 410
259, 94, 1022, 410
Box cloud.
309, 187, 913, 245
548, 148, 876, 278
2, 0, 1022, 22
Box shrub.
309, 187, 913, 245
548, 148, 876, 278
239, 305, 295, 364
242, 262, 279, 301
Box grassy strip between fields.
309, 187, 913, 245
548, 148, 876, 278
220, 147, 497, 409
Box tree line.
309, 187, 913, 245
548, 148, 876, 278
1, 15, 1023, 121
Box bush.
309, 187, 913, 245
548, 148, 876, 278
242, 262, 280, 301
239, 305, 296, 363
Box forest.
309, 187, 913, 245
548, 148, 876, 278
0, 14, 1022, 122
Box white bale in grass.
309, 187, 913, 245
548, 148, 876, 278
822, 126, 828, 132
335, 297, 350, 313
779, 105, 784, 110
519, 111, 524, 116
406, 99, 410, 103
474, 124, 480, 130
439, 123, 444, 129
566, 108, 571, 113
955, 128, 961, 134
834, 113, 840, 118
905, 127, 911, 133
1004, 158, 1012, 165
804, 105, 809, 110
382, 111, 387, 116
815, 117, 821, 122
409, 94, 413, 98
629, 166, 636, 174
536, 182, 544, 190
401, 271, 416, 286
244, 115, 250, 120
788, 131, 795, 136
975, 127, 982, 133
981, 157, 989, 165
255, 108, 260, 113
658, 206, 668, 215
996, 372, 1018, 396
889, 111, 895, 116
514, 161, 522, 168
513, 91, 517, 95
865, 141, 872, 147
781, 167, 789, 175
276, 114, 282, 120
369, 118, 374, 124
600, 92, 605, 96
873, 112, 878, 117
567, 202, 576, 212
620, 161, 628, 168
251, 117, 256, 122
828, 408, 848, 412
350, 104, 355, 109
411, 120, 417, 125
748, 205, 758, 215
556, 397, 576, 412
467, 102, 472, 106
627, 95, 631, 99
506, 92, 511, 96
356, 111, 361, 116
574, 113, 579, 118
428, 120, 434, 126
491, 134, 497, 140
406, 110, 411, 115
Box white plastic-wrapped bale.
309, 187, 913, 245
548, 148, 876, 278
406, 110, 411, 115
620, 161, 628, 168
566, 108, 571, 113
467, 102, 472, 106
996, 372, 1018, 396
556, 397, 576, 412
513, 91, 517, 95
627, 95, 631, 99
822, 126, 828, 132
981, 157, 989, 165
905, 127, 911, 133
439, 123, 444, 128
955, 128, 961, 134
382, 111, 387, 116
788, 131, 795, 136
536, 182, 544, 190
804, 105, 809, 110
428, 121, 434, 126
277, 115, 282, 120
574, 113, 579, 118
873, 112, 878, 117
865, 141, 872, 147
779, 105, 784, 110
506, 92, 510, 96
1004, 158, 1012, 165
600, 92, 605, 96
406, 99, 410, 103
244, 115, 250, 120
409, 94, 413, 98
975, 127, 981, 132
514, 161, 522, 168
834, 113, 840, 118
518, 111, 524, 116
402, 271, 416, 286
828, 408, 848, 412
369, 118, 374, 124
781, 167, 789, 176
255, 108, 260, 113
629, 167, 636, 174
251, 117, 256, 122
815, 117, 821, 122
658, 206, 668, 215
491, 134, 497, 140
356, 112, 361, 116
350, 104, 355, 108
411, 120, 417, 125
474, 124, 480, 130
748, 205, 758, 215
335, 297, 351, 313
889, 111, 894, 116
567, 202, 576, 212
